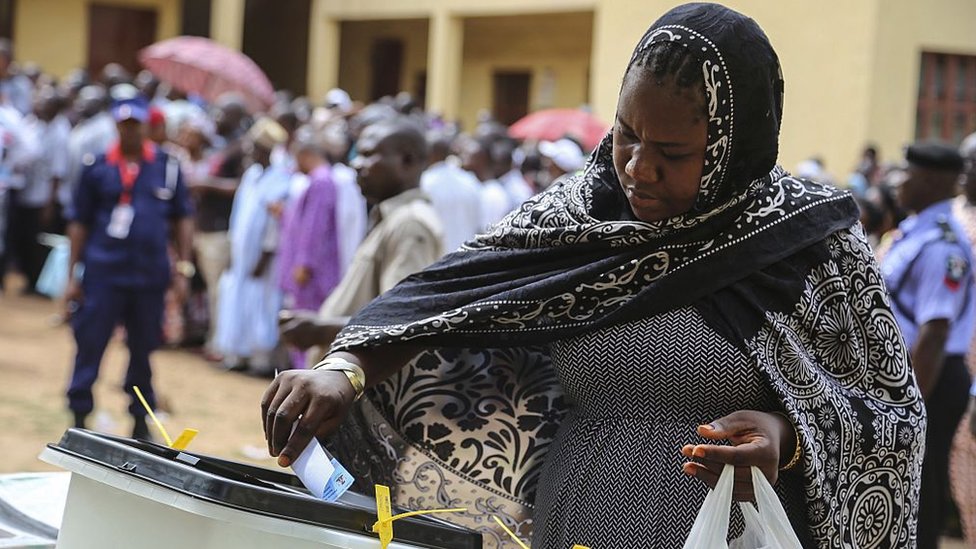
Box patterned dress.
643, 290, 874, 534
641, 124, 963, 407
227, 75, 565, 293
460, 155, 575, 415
533, 307, 809, 547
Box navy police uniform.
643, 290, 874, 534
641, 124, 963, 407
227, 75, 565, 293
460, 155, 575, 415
881, 142, 975, 548
66, 97, 191, 421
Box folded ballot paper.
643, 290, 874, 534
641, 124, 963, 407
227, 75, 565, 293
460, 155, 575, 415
291, 438, 354, 502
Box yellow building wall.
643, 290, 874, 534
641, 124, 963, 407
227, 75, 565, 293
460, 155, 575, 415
334, 12, 593, 131
867, 0, 976, 165
591, 0, 880, 178
336, 18, 429, 104
458, 12, 593, 131
316, 0, 596, 19
14, 0, 181, 78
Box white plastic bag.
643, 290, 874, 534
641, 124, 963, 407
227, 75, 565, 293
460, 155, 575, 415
683, 464, 803, 549
35, 233, 69, 298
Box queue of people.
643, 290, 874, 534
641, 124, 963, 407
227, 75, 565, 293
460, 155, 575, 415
4, 4, 976, 545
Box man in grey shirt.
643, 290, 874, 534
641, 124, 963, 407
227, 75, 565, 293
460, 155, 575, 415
61, 86, 117, 220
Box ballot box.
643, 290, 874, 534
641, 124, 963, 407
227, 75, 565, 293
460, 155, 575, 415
39, 429, 481, 549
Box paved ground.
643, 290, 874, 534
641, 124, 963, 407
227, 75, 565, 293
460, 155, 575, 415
0, 273, 970, 547
0, 274, 276, 474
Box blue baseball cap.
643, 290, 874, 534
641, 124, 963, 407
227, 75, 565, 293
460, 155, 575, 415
111, 96, 149, 123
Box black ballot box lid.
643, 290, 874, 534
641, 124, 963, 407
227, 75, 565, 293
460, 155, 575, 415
47, 429, 482, 549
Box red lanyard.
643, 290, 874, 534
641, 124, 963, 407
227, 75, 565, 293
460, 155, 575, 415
117, 161, 141, 205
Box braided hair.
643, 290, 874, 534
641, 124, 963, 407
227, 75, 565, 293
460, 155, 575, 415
627, 41, 705, 111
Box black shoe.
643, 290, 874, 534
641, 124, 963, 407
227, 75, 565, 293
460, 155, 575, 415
132, 415, 154, 442
72, 411, 89, 429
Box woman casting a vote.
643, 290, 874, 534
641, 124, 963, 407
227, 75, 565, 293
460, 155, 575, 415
262, 3, 924, 547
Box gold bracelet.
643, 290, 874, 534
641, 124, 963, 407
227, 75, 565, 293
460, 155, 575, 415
773, 411, 802, 472
312, 357, 366, 400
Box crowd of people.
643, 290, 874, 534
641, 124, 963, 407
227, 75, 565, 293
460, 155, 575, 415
3, 3, 976, 543
0, 46, 588, 372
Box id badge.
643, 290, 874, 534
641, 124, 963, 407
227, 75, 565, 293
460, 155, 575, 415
106, 203, 134, 239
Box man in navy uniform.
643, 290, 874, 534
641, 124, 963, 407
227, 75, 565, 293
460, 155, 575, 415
64, 95, 194, 440
882, 141, 976, 548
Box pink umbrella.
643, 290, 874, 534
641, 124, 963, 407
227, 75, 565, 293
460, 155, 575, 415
509, 108, 609, 151
139, 36, 275, 112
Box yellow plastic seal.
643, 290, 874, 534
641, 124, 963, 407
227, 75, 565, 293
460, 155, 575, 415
170, 428, 199, 451
371, 484, 466, 549
132, 385, 172, 446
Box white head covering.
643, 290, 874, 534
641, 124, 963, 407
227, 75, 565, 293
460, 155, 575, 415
180, 111, 216, 144
539, 138, 585, 173
795, 159, 823, 180
324, 88, 352, 112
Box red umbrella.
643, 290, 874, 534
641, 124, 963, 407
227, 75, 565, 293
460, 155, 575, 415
508, 108, 609, 150
139, 36, 275, 112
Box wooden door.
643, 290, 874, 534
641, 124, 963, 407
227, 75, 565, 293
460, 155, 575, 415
370, 38, 403, 101
87, 4, 157, 77
242, 0, 310, 94
493, 71, 531, 126
0, 0, 15, 40
181, 0, 212, 37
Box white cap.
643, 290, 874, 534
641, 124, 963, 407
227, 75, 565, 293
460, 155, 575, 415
795, 159, 822, 179
179, 111, 216, 143
539, 138, 585, 173
324, 88, 352, 111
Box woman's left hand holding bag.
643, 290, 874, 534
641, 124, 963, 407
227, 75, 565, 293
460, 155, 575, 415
680, 410, 798, 501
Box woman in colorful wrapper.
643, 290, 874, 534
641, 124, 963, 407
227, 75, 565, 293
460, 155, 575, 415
262, 3, 924, 547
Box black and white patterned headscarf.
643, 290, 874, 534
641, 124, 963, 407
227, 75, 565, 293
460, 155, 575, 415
330, 4, 925, 547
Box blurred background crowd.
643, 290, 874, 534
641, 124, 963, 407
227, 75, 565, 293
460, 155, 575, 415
0, 47, 594, 369
0, 38, 967, 376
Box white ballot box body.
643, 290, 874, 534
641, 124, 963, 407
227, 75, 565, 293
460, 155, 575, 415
40, 448, 393, 549
38, 430, 481, 549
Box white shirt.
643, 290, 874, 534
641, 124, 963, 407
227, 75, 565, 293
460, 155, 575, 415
271, 144, 296, 173
501, 169, 534, 211
421, 161, 484, 253
0, 106, 39, 194
479, 179, 511, 231
331, 162, 367, 276
63, 111, 117, 208
288, 172, 310, 203
19, 114, 70, 207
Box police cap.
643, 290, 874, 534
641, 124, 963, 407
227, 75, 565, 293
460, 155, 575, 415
906, 141, 965, 173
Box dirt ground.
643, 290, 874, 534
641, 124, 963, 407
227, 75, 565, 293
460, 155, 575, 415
0, 273, 277, 474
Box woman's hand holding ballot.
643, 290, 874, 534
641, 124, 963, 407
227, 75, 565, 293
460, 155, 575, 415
262, 347, 422, 468
262, 366, 358, 468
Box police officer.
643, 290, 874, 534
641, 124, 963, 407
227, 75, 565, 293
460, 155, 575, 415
64, 94, 194, 440
882, 141, 976, 548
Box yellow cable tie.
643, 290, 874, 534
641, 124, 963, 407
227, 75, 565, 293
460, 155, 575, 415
373, 485, 394, 548
170, 428, 198, 451
371, 484, 466, 548
132, 385, 172, 446
491, 515, 530, 549
388, 508, 468, 522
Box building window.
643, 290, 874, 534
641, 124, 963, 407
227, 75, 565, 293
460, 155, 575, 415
916, 51, 976, 143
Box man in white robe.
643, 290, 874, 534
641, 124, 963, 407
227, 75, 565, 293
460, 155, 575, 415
214, 118, 291, 372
